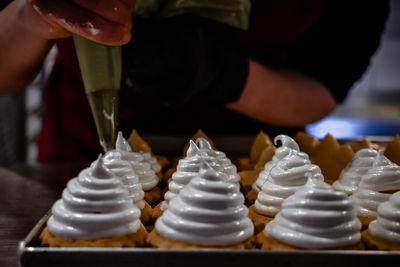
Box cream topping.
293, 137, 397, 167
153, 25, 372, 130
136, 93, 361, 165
116, 131, 161, 173
333, 149, 378, 195
255, 149, 322, 216
253, 135, 302, 192
141, 152, 162, 173
103, 154, 145, 210
162, 140, 224, 210
369, 191, 400, 244
106, 132, 159, 191
196, 138, 240, 183
352, 151, 400, 219
47, 155, 141, 239
156, 161, 254, 246
265, 179, 361, 249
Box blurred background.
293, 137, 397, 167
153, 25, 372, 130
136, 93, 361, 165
0, 0, 399, 163
306, 0, 400, 139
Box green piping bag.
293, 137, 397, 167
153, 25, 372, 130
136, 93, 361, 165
72, 0, 250, 152
73, 34, 121, 152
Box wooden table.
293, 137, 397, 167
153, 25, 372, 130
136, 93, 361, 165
0, 164, 87, 267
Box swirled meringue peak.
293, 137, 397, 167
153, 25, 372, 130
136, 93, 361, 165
106, 132, 159, 191
255, 149, 322, 216
333, 149, 379, 195
116, 131, 161, 173
47, 155, 141, 239
196, 137, 240, 183
265, 178, 361, 249
156, 161, 254, 246
253, 135, 303, 193
369, 191, 400, 244
162, 140, 225, 210
117, 131, 161, 173
103, 153, 145, 210
352, 151, 400, 219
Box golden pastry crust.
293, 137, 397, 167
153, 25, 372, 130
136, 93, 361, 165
384, 135, 400, 166
236, 157, 253, 171
127, 129, 153, 153
156, 171, 164, 183
152, 202, 164, 221
40, 225, 148, 248
362, 230, 400, 250
140, 201, 153, 225
246, 189, 258, 204
154, 155, 169, 171
237, 131, 274, 171
358, 216, 375, 231
247, 205, 273, 234
253, 147, 275, 172
256, 232, 364, 251
162, 168, 176, 185
352, 139, 380, 153
147, 229, 253, 249
249, 131, 273, 166
311, 134, 354, 184
144, 187, 163, 207
293, 131, 320, 157
239, 170, 258, 196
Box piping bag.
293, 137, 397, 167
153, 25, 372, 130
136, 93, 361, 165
73, 34, 121, 152
72, 0, 250, 152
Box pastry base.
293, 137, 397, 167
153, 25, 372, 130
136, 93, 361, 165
248, 205, 273, 234
362, 230, 400, 250
155, 155, 169, 171
140, 201, 153, 225
40, 224, 148, 248
358, 216, 375, 230
236, 157, 254, 171
152, 202, 164, 220
161, 168, 176, 185
147, 229, 253, 249
246, 189, 258, 204
239, 170, 258, 196
144, 187, 163, 207
256, 232, 364, 250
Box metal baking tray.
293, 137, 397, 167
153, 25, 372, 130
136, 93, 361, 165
18, 135, 400, 267
17, 211, 400, 267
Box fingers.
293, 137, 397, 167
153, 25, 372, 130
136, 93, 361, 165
71, 0, 133, 26
30, 0, 132, 45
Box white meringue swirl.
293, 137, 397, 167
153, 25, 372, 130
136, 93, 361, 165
47, 156, 141, 239
369, 191, 400, 244
333, 149, 378, 195
107, 132, 159, 191
352, 151, 400, 219
265, 179, 361, 249
103, 154, 145, 210
156, 162, 254, 246
255, 150, 322, 216
253, 135, 301, 193
163, 140, 224, 210
196, 138, 240, 183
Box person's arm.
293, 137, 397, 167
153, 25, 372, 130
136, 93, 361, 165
227, 0, 389, 128
0, 1, 56, 94
226, 59, 337, 127
0, 0, 135, 94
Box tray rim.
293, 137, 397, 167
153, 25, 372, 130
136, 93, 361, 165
18, 211, 400, 256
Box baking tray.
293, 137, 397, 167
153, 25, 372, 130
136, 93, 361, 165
18, 135, 400, 267
17, 211, 400, 267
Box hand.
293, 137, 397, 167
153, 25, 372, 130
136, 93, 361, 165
123, 15, 249, 106
24, 0, 135, 45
